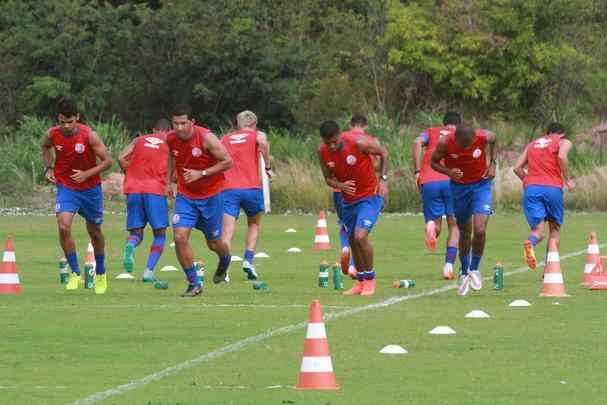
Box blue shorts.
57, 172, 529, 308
420, 180, 454, 222
222, 188, 264, 219
333, 191, 345, 224
55, 184, 103, 225
450, 179, 493, 226
172, 193, 224, 241
523, 185, 564, 229
126, 193, 168, 230
341, 195, 384, 238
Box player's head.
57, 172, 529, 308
349, 114, 368, 130
153, 118, 171, 133
546, 122, 565, 136
171, 104, 194, 139
443, 111, 462, 126
320, 120, 342, 152
237, 110, 257, 130
455, 124, 475, 147
56, 98, 79, 135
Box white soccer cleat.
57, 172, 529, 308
458, 274, 471, 296
443, 262, 455, 280
469, 270, 482, 291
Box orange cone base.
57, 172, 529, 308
590, 274, 607, 290
314, 244, 331, 251
540, 291, 569, 297
0, 284, 21, 294
296, 373, 340, 390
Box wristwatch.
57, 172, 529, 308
380, 174, 388, 181
201, 170, 207, 177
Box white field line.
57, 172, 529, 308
67, 246, 594, 405
0, 303, 354, 311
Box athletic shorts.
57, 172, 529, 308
333, 191, 345, 224
420, 180, 454, 222
126, 193, 168, 230
172, 193, 223, 241
523, 185, 564, 229
222, 188, 264, 219
450, 179, 493, 226
55, 184, 103, 225
341, 195, 384, 238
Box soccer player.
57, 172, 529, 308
512, 122, 575, 269
318, 116, 389, 296
431, 124, 497, 296
412, 112, 461, 280
166, 104, 233, 297
118, 118, 172, 282
41, 98, 113, 294
220, 111, 274, 280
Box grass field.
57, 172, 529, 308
1, 211, 607, 405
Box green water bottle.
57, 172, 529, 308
84, 263, 95, 289
393, 280, 416, 288
252, 281, 269, 291
493, 263, 504, 290
332, 263, 343, 290
318, 261, 329, 288
59, 257, 69, 284
194, 261, 205, 286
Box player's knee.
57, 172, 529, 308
353, 230, 368, 244
173, 232, 188, 245
57, 222, 71, 235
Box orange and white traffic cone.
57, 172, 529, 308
0, 236, 21, 294
540, 238, 568, 297
295, 299, 340, 390
582, 232, 602, 286
313, 211, 331, 250
85, 242, 95, 267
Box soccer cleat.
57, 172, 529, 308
66, 272, 80, 291
524, 240, 537, 269
242, 261, 258, 280
142, 269, 157, 283
213, 267, 230, 284
180, 283, 203, 297
425, 221, 437, 252
458, 274, 471, 296
443, 262, 455, 280
343, 281, 365, 296
469, 270, 482, 291
94, 274, 107, 294
340, 247, 351, 275
361, 279, 376, 296
123, 245, 135, 273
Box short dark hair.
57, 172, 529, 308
154, 118, 171, 132
319, 120, 340, 139
350, 114, 368, 127
57, 98, 78, 117
171, 104, 193, 119
443, 111, 462, 126
546, 122, 565, 135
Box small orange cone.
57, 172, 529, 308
589, 256, 607, 290
582, 232, 601, 285
313, 211, 331, 250
295, 299, 340, 390
0, 236, 21, 294
540, 238, 568, 297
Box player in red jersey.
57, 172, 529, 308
412, 112, 460, 280
318, 116, 389, 296
220, 111, 274, 281
118, 118, 171, 282
41, 98, 113, 294
513, 122, 575, 269
431, 124, 497, 296
166, 104, 233, 297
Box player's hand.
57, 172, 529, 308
45, 168, 56, 184
70, 169, 89, 183
566, 179, 576, 192
482, 164, 496, 180
183, 168, 203, 183
165, 184, 175, 199
340, 180, 356, 195
265, 168, 275, 182
449, 168, 463, 181
415, 172, 421, 191
379, 180, 389, 199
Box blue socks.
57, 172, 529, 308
528, 235, 539, 247
339, 226, 350, 249
66, 251, 80, 275
364, 270, 375, 280
244, 249, 255, 264
95, 253, 106, 275
445, 246, 457, 265
357, 272, 365, 282
218, 254, 231, 272
146, 234, 166, 271
184, 265, 200, 286
470, 254, 482, 272
127, 232, 142, 248
460, 253, 471, 276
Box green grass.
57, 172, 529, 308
1, 212, 607, 404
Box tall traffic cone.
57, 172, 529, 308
0, 236, 21, 294
582, 232, 602, 286
540, 238, 568, 297
313, 211, 331, 250
295, 299, 340, 390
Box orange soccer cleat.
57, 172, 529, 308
343, 281, 364, 296
360, 279, 376, 296
425, 221, 437, 252
524, 240, 537, 270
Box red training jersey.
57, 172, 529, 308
123, 133, 169, 195
443, 130, 489, 184
318, 130, 379, 204
524, 134, 564, 189
166, 125, 224, 199
49, 124, 101, 190
221, 129, 261, 190
419, 126, 452, 185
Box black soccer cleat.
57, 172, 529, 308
180, 283, 203, 297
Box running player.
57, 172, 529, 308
512, 122, 575, 268
412, 112, 460, 279
41, 98, 113, 294
431, 124, 497, 296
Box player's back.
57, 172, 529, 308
124, 132, 168, 195
524, 134, 563, 189
221, 129, 261, 190
420, 126, 451, 184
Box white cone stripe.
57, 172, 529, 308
2, 251, 15, 262
544, 273, 563, 284
300, 356, 333, 372
585, 263, 597, 274
318, 272, 329, 277
0, 273, 19, 284
314, 235, 330, 243
306, 323, 327, 339
547, 252, 560, 262
316, 219, 327, 227
588, 244, 600, 254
